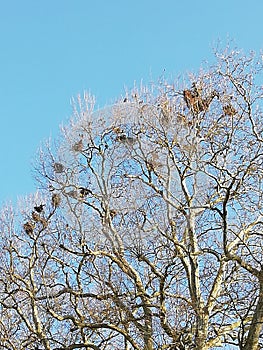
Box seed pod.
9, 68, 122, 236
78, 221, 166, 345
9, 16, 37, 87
52, 193, 61, 208
53, 162, 64, 173
24, 221, 35, 235
32, 211, 41, 222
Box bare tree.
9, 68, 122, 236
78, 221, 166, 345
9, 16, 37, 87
1, 47, 263, 350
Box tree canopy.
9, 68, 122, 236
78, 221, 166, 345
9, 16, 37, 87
1, 47, 263, 350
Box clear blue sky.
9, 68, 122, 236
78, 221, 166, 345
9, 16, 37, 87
1, 0, 263, 205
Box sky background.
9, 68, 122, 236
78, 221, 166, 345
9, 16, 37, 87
0, 0, 263, 206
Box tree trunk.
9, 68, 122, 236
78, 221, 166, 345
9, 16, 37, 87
243, 280, 263, 350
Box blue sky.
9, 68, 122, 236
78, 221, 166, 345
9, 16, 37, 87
1, 0, 263, 205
